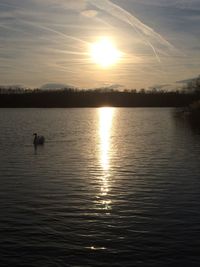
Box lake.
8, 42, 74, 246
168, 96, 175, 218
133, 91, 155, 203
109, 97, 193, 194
0, 108, 200, 266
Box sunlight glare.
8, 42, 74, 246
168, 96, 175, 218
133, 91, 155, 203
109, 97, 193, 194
97, 107, 115, 211
90, 38, 122, 68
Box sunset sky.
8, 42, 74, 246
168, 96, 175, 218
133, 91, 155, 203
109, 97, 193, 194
0, 0, 200, 89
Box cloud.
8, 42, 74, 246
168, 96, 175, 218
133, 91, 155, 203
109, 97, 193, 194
87, 0, 176, 62
130, 0, 200, 10
64, 0, 86, 10
0, 0, 199, 89
81, 9, 98, 18
32, 0, 87, 10
173, 0, 200, 10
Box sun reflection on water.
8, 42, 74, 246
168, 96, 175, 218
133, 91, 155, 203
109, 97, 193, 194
98, 107, 115, 210
99, 107, 115, 171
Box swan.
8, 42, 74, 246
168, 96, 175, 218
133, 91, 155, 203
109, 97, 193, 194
33, 133, 45, 145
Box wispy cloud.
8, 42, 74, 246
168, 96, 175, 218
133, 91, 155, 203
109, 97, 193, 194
88, 0, 175, 60
81, 9, 98, 18
0, 0, 199, 89
130, 0, 200, 10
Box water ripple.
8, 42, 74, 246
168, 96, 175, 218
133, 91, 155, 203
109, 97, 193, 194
0, 108, 200, 266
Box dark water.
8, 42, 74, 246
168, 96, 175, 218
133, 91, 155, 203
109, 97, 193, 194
0, 108, 200, 266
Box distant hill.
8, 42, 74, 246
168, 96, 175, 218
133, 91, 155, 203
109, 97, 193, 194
176, 76, 200, 84
40, 83, 76, 90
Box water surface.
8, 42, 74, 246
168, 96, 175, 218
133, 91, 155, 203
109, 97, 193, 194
0, 108, 200, 266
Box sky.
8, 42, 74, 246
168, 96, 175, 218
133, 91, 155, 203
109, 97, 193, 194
0, 0, 200, 89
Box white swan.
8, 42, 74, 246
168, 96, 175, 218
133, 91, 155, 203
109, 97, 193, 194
33, 133, 45, 145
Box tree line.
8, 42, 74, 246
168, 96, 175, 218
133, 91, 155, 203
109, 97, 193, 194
0, 76, 199, 108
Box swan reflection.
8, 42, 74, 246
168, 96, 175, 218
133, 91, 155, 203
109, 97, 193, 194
98, 107, 115, 210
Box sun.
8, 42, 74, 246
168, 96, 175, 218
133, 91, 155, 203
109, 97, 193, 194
90, 37, 122, 68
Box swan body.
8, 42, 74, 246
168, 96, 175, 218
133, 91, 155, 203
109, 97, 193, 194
33, 133, 45, 145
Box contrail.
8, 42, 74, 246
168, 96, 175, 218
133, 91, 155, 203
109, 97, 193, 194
147, 40, 161, 62
19, 20, 90, 46
88, 0, 175, 61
